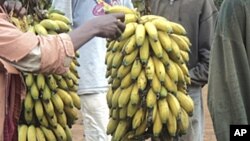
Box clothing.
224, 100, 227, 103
150, 0, 217, 140
71, 0, 133, 140
0, 9, 75, 141
80, 93, 111, 141
208, 0, 250, 141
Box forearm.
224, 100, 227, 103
68, 23, 98, 51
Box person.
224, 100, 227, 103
0, 0, 126, 140
52, 0, 133, 140
208, 0, 250, 141
149, 0, 218, 141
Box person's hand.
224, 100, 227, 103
86, 13, 126, 39
3, 1, 26, 17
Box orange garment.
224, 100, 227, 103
0, 9, 75, 141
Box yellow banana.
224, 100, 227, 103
24, 109, 33, 124
51, 93, 64, 114
144, 21, 158, 41
34, 99, 44, 121
170, 34, 190, 52
137, 70, 147, 91
149, 37, 163, 58
119, 106, 127, 120
112, 52, 123, 68
163, 73, 177, 94
132, 107, 145, 129
130, 83, 140, 105
145, 57, 155, 80
130, 58, 142, 80
34, 23, 48, 35
30, 82, 39, 100
159, 86, 168, 98
176, 91, 194, 116
119, 22, 137, 41
39, 116, 49, 128
40, 126, 57, 141
180, 50, 190, 63
152, 56, 166, 82
118, 84, 133, 108
151, 75, 162, 94
111, 87, 122, 108
56, 111, 67, 128
113, 120, 129, 141
64, 106, 78, 120
18, 124, 28, 141
107, 118, 119, 135
42, 99, 55, 118
46, 74, 58, 91
112, 77, 121, 89
175, 63, 185, 83
56, 88, 74, 108
35, 127, 46, 141
106, 86, 113, 108
64, 125, 73, 141
177, 108, 190, 135
42, 84, 51, 101
116, 64, 132, 79
57, 77, 69, 90
40, 19, 60, 31
104, 5, 137, 15
122, 35, 137, 55
54, 20, 71, 32
158, 31, 172, 52
52, 124, 67, 141
24, 92, 34, 113
157, 98, 170, 123
127, 100, 138, 118
122, 48, 139, 66
168, 21, 187, 35
135, 24, 146, 47
48, 12, 71, 24
152, 18, 173, 33
166, 60, 179, 83
167, 93, 181, 118
25, 73, 34, 88
125, 13, 139, 24
153, 110, 162, 137
146, 88, 157, 108
27, 125, 36, 141
166, 110, 177, 137
68, 91, 81, 110
139, 36, 150, 65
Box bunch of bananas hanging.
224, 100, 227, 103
9, 4, 81, 141
104, 5, 194, 141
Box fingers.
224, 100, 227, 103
117, 20, 126, 33
111, 13, 125, 23
3, 1, 26, 17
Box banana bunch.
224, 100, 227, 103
104, 5, 194, 141
10, 6, 81, 141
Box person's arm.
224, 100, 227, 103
189, 0, 218, 86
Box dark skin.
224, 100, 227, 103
0, 0, 126, 51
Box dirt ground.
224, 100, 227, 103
71, 85, 217, 141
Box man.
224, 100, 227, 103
52, 0, 133, 140
150, 0, 218, 141
0, 1, 125, 140
208, 0, 250, 141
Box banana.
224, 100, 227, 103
153, 110, 162, 137
42, 84, 52, 101
112, 39, 128, 52
166, 60, 179, 83
176, 91, 194, 116
135, 24, 146, 47
30, 82, 39, 100
159, 86, 168, 98
168, 21, 187, 35
118, 84, 133, 108
48, 12, 71, 24
119, 106, 127, 119
113, 120, 129, 141
56, 111, 67, 128
111, 87, 122, 108
56, 88, 74, 108
151, 75, 161, 94
180, 50, 190, 63
119, 22, 137, 41
58, 77, 69, 90
68, 91, 81, 110
25, 73, 34, 88
52, 124, 67, 141
106, 51, 115, 70
170, 34, 190, 52
24, 92, 34, 113
54, 20, 71, 32
64, 125, 73, 141
125, 13, 139, 24
139, 36, 150, 65
51, 93, 64, 114
106, 86, 113, 108
40, 19, 60, 31
112, 77, 121, 89
112, 52, 123, 68
145, 57, 155, 80
42, 99, 55, 118
179, 63, 189, 77
177, 108, 190, 135
24, 109, 33, 124
39, 116, 49, 128
122, 35, 137, 55
27, 25, 35, 33
132, 107, 145, 129
107, 118, 119, 135
117, 64, 132, 79
157, 98, 170, 123
34, 23, 48, 35
10, 16, 21, 29
158, 31, 172, 52
166, 110, 177, 137
46, 74, 58, 91
137, 70, 147, 91
127, 100, 138, 118
149, 37, 163, 58
36, 127, 46, 141
152, 56, 166, 82
163, 72, 177, 94
120, 72, 133, 89
18, 124, 28, 141
40, 126, 57, 141
130, 83, 140, 105
152, 18, 173, 33
34, 99, 44, 120
122, 48, 139, 66
175, 63, 185, 83
36, 73, 46, 90
134, 112, 147, 136
130, 58, 142, 80
167, 93, 181, 118
27, 125, 36, 141
146, 88, 157, 109
104, 5, 137, 15
111, 108, 119, 120
144, 21, 158, 41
